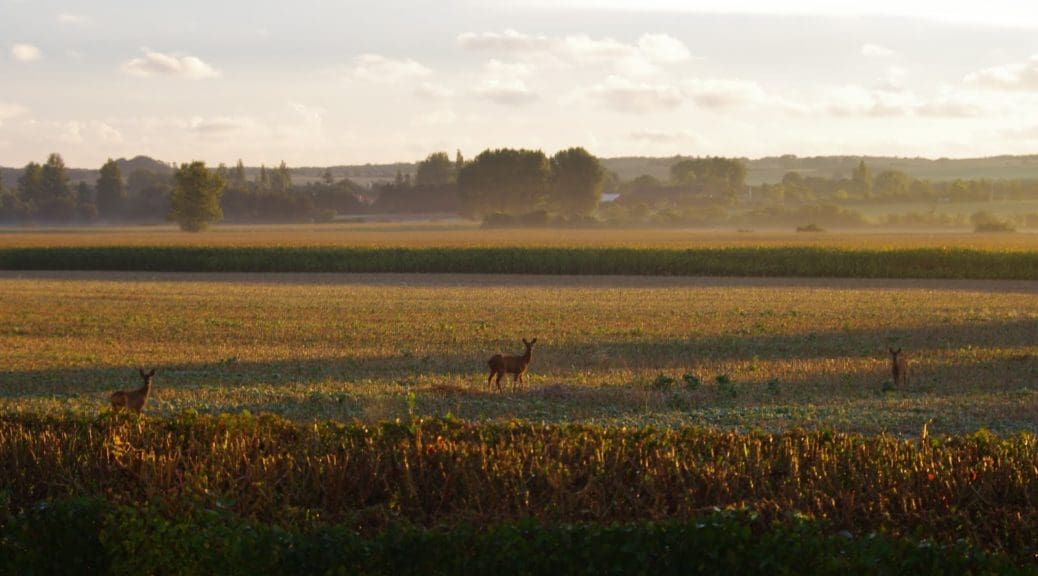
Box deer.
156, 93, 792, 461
110, 368, 156, 413
487, 338, 537, 393
889, 348, 908, 388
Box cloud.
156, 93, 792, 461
822, 85, 984, 117
122, 49, 221, 79
629, 129, 706, 146
0, 101, 28, 126
860, 43, 896, 58
474, 78, 538, 106
58, 121, 123, 145
57, 12, 91, 25
586, 76, 684, 113
414, 109, 457, 126
289, 102, 326, 124
350, 54, 431, 83
414, 82, 454, 99
684, 78, 767, 109
11, 43, 41, 62
457, 29, 552, 52
964, 55, 1038, 90
457, 29, 691, 74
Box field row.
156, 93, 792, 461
2, 224, 1037, 249
2, 272, 1036, 434
3, 245, 1038, 279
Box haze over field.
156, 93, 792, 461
2, 0, 1037, 166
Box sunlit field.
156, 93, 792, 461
1, 222, 1037, 250
3, 271, 1035, 435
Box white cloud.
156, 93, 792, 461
629, 129, 707, 146
189, 116, 254, 136
58, 121, 123, 145
350, 54, 431, 83
684, 78, 767, 108
414, 82, 454, 99
289, 102, 326, 124
964, 55, 1038, 90
474, 78, 538, 106
11, 43, 41, 62
457, 29, 552, 52
57, 12, 91, 25
861, 43, 895, 58
122, 49, 221, 79
458, 30, 691, 74
0, 101, 28, 126
821, 85, 984, 117
586, 76, 684, 113
414, 109, 457, 126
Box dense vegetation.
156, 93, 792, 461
2, 244, 1037, 279
4, 152, 1038, 229
0, 414, 1035, 569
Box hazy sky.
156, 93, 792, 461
1, 0, 1036, 167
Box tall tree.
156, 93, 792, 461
457, 148, 550, 218
16, 161, 43, 206
95, 158, 126, 218
169, 161, 226, 232
549, 147, 604, 217
852, 159, 872, 197
415, 152, 456, 186
233, 159, 247, 186
270, 161, 291, 193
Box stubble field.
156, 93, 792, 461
3, 270, 1035, 435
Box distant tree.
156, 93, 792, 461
126, 169, 173, 220
874, 170, 911, 198
271, 161, 292, 193
455, 149, 464, 173
95, 158, 126, 218
322, 169, 334, 185
169, 161, 226, 232
669, 157, 746, 197
16, 161, 43, 207
852, 160, 872, 197
415, 152, 456, 186
549, 147, 604, 217
76, 181, 98, 220
34, 153, 76, 220
233, 159, 247, 186
0, 182, 29, 222
257, 164, 270, 190
457, 148, 550, 218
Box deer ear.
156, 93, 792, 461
139, 368, 147, 378
888, 347, 895, 354
895, 348, 902, 354
530, 338, 537, 345
147, 369, 156, 377
523, 338, 530, 346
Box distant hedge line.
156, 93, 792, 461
2, 498, 1028, 576
0, 246, 1037, 278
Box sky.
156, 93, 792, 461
1, 0, 1037, 168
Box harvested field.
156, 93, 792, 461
2, 271, 1035, 434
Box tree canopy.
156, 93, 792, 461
169, 161, 226, 232
95, 159, 125, 218
549, 147, 605, 217
457, 148, 550, 218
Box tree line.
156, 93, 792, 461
4, 151, 1038, 231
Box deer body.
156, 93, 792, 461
889, 348, 908, 388
488, 338, 536, 393
111, 369, 155, 413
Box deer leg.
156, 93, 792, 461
495, 372, 503, 393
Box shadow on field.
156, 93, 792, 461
3, 270, 1038, 295
2, 316, 1034, 402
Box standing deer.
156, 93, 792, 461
889, 348, 908, 388
487, 338, 537, 393
110, 368, 156, 413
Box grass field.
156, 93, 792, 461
3, 271, 1035, 435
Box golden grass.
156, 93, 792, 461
1, 222, 1037, 250
2, 271, 1036, 434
